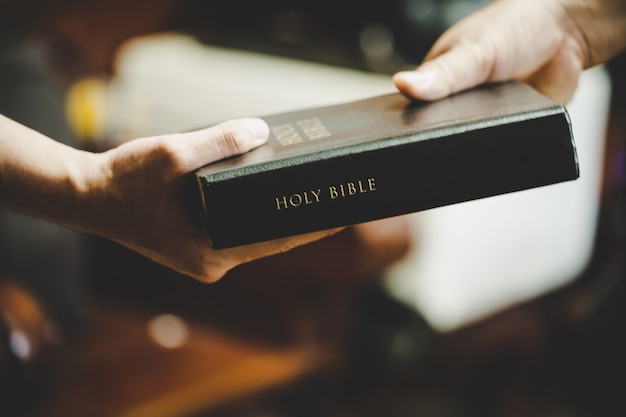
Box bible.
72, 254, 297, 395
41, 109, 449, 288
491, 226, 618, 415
196, 82, 579, 249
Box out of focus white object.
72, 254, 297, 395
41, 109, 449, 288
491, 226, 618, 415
109, 33, 396, 140
385, 66, 611, 331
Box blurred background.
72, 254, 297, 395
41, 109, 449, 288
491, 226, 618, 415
1, 1, 624, 416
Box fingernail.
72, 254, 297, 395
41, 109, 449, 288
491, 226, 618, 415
243, 118, 270, 147
395, 69, 435, 88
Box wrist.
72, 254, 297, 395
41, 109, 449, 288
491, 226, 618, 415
61, 150, 111, 236
60, 147, 129, 243
0, 114, 102, 231
27, 145, 102, 235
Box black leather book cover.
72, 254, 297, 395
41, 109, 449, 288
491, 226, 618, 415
196, 82, 579, 249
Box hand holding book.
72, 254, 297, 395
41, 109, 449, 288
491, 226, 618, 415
393, 0, 626, 104
0, 115, 340, 283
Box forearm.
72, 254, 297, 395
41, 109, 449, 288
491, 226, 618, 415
0, 113, 96, 231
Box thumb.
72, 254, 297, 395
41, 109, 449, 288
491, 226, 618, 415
169, 117, 270, 173
393, 45, 492, 101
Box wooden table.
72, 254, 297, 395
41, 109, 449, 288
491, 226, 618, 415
28, 303, 339, 417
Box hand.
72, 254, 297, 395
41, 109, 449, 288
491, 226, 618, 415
393, 0, 626, 103
87, 118, 342, 282
0, 115, 340, 283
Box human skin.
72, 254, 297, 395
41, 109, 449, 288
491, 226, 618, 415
393, 0, 626, 104
0, 115, 340, 283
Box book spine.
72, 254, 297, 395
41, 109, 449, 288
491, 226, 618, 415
199, 112, 578, 249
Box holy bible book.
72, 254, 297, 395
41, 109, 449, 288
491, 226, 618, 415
196, 82, 579, 249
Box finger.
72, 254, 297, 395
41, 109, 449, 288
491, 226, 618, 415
393, 43, 493, 101
169, 117, 270, 172
523, 40, 582, 104
228, 227, 344, 263
198, 228, 344, 283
